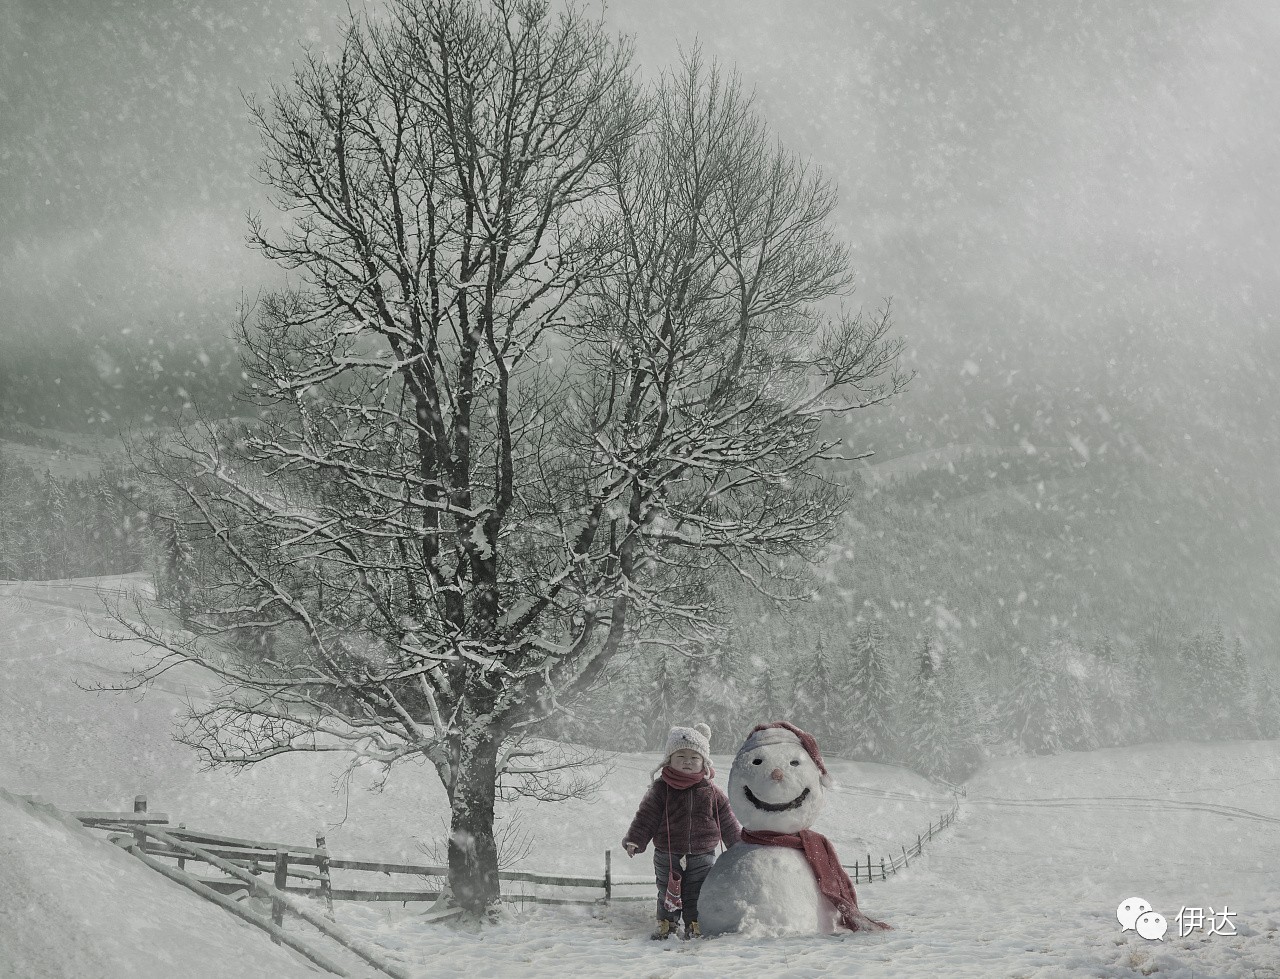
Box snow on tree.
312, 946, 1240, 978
789, 631, 841, 747
100, 0, 904, 915
152, 510, 197, 628
647, 649, 699, 747
1200, 627, 1245, 740
905, 637, 952, 777
1006, 641, 1062, 756
700, 640, 748, 750
1174, 629, 1222, 741
1007, 634, 1096, 756
37, 470, 68, 579
1087, 633, 1133, 746
934, 641, 990, 775
749, 642, 791, 725
1131, 620, 1180, 741
843, 623, 897, 762
1246, 660, 1280, 739
1220, 637, 1253, 739
1047, 633, 1098, 751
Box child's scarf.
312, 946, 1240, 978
660, 765, 714, 790
740, 828, 891, 932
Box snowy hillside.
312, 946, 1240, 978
3, 577, 1279, 978
0, 789, 318, 979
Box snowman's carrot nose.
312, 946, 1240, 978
769, 767, 785, 781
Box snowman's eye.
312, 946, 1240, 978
751, 758, 763, 765
789, 759, 800, 766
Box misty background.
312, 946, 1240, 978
4, 0, 1280, 770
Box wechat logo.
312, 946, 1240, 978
1117, 897, 1166, 940
1118, 896, 1236, 941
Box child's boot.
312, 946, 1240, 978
683, 920, 702, 940
651, 918, 674, 940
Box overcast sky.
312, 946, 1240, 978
4, 0, 1278, 449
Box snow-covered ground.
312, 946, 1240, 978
0, 788, 321, 979
3, 576, 1279, 978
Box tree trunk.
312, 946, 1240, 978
447, 727, 502, 915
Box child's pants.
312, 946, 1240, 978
654, 850, 715, 923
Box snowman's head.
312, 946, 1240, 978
727, 723, 830, 834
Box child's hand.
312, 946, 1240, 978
624, 842, 638, 857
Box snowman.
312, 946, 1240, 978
699, 721, 891, 936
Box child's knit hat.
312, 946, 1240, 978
663, 723, 712, 767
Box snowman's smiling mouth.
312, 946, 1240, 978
743, 785, 811, 812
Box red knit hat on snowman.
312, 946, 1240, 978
738, 720, 834, 788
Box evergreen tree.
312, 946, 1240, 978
1198, 630, 1246, 739
0, 451, 16, 578
791, 632, 841, 746
704, 641, 748, 750
1045, 633, 1098, 751
751, 654, 789, 725
649, 651, 681, 749
1092, 635, 1116, 665
906, 637, 951, 777
1249, 664, 1280, 739
844, 624, 897, 761
1220, 638, 1251, 739
1174, 630, 1219, 740
1132, 624, 1175, 741
1089, 633, 1132, 746
670, 652, 699, 727
1008, 643, 1062, 755
155, 515, 197, 628
935, 644, 987, 773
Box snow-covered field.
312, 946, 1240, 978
3, 576, 1279, 978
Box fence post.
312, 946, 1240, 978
176, 824, 186, 871
316, 832, 334, 919
272, 849, 289, 941
132, 794, 148, 854
866, 853, 871, 884
604, 850, 612, 905
901, 844, 908, 868
880, 858, 886, 881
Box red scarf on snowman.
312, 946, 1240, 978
740, 722, 891, 933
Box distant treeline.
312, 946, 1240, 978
0, 450, 149, 579
550, 617, 1280, 783
8, 433, 1274, 785
127, 451, 1280, 784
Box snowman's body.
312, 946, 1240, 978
699, 727, 843, 936
698, 841, 840, 935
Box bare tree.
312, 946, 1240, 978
105, 0, 906, 917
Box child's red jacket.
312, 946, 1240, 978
623, 777, 741, 855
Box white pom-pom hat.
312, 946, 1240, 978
662, 722, 712, 767
736, 721, 834, 788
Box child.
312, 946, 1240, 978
622, 723, 741, 940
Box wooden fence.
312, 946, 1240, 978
46, 795, 406, 979
73, 795, 614, 911
847, 802, 961, 884
66, 792, 960, 943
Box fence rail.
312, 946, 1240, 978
70, 794, 616, 911
64, 791, 960, 919
845, 802, 961, 884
